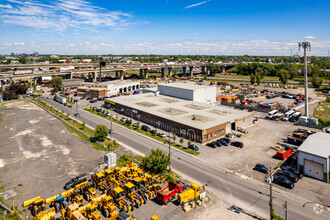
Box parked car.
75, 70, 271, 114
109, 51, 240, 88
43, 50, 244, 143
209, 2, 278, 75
218, 139, 229, 146
206, 143, 217, 148
74, 113, 80, 117
109, 129, 114, 134
231, 141, 244, 148
254, 164, 268, 173
220, 138, 231, 144
188, 144, 199, 151
213, 141, 222, 147
132, 122, 139, 127
276, 170, 299, 182
150, 130, 156, 135
64, 174, 87, 190
68, 105, 72, 108
272, 175, 295, 189
141, 125, 151, 132
120, 117, 126, 122
157, 133, 167, 138
63, 102, 68, 106
281, 166, 303, 179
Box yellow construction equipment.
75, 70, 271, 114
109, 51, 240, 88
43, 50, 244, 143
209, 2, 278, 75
78, 203, 100, 220
151, 215, 159, 220
23, 196, 46, 216
121, 182, 145, 208
75, 181, 98, 201
107, 186, 133, 213
178, 183, 200, 204
33, 207, 56, 220
97, 195, 118, 218
132, 176, 155, 200
91, 172, 107, 192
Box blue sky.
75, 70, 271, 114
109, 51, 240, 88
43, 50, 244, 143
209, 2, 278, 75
0, 0, 330, 55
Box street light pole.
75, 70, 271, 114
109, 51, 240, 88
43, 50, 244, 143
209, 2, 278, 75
168, 132, 172, 172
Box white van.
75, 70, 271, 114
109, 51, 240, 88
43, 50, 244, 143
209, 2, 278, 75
282, 110, 295, 121
289, 112, 301, 122
266, 110, 278, 119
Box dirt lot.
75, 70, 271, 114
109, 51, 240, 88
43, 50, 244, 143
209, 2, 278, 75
198, 110, 329, 205
0, 101, 104, 215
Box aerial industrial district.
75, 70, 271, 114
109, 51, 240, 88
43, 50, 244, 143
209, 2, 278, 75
0, 56, 329, 220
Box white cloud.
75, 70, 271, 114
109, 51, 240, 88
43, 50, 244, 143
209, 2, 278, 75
2, 39, 330, 56
184, 1, 209, 9
0, 4, 12, 9
304, 36, 316, 39
0, 0, 132, 31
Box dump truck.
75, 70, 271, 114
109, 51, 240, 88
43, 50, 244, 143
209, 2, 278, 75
178, 183, 200, 204
23, 196, 46, 216
157, 182, 184, 205
276, 147, 292, 160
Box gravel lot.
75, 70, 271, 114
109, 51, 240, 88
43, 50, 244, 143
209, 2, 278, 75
0, 101, 104, 213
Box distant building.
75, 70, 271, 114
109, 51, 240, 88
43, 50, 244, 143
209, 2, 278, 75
77, 80, 140, 99
82, 59, 92, 63
158, 83, 216, 104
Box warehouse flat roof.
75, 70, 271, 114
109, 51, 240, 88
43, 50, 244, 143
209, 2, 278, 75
298, 132, 330, 158
107, 93, 252, 130
158, 82, 212, 91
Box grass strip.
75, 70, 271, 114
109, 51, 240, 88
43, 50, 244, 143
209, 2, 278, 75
85, 108, 200, 156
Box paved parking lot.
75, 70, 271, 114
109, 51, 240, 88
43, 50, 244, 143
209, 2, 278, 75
0, 101, 104, 215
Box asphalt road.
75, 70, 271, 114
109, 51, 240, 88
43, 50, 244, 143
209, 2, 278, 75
39, 97, 329, 220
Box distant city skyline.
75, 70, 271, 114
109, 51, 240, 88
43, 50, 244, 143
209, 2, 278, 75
0, 0, 330, 56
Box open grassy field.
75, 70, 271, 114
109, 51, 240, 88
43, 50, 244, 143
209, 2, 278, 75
313, 101, 330, 125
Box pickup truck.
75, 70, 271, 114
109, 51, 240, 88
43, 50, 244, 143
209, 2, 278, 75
157, 182, 183, 205
64, 174, 87, 190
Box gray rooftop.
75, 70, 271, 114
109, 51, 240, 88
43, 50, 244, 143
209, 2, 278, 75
298, 132, 330, 158
108, 93, 252, 130
158, 82, 212, 91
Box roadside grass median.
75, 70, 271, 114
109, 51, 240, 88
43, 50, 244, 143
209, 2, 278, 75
31, 99, 119, 151
84, 108, 200, 156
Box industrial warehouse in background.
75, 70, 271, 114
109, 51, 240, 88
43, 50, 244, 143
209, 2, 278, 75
104, 83, 253, 143
77, 80, 140, 99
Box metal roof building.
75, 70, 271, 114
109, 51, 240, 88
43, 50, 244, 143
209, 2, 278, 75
297, 132, 330, 183
104, 93, 253, 144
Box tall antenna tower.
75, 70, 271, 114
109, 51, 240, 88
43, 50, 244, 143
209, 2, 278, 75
298, 41, 311, 117
290, 48, 292, 57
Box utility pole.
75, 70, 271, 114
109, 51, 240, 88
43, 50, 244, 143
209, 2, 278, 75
168, 132, 172, 172
267, 167, 273, 220
298, 41, 311, 117
283, 201, 288, 220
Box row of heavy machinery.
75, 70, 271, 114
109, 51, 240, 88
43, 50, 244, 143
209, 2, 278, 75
22, 161, 203, 220
23, 161, 165, 220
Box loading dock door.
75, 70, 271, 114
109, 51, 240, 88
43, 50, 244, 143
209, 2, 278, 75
304, 159, 324, 180
231, 122, 236, 131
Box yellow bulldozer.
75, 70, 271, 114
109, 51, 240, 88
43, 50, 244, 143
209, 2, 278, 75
91, 172, 107, 193
77, 203, 100, 220
23, 196, 46, 216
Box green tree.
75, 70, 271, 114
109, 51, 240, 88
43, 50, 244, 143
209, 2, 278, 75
94, 124, 108, 141
172, 134, 176, 144
311, 75, 323, 88
288, 66, 299, 80
81, 121, 85, 130
142, 148, 170, 174
250, 73, 256, 85
50, 76, 63, 90
187, 139, 192, 147
18, 56, 27, 64
278, 69, 289, 86
203, 75, 208, 80
255, 72, 262, 85
179, 138, 184, 145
